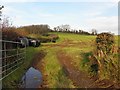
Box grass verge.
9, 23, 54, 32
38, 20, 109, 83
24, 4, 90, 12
2, 47, 39, 89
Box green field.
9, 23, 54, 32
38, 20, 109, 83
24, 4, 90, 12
3, 32, 119, 88
32, 32, 97, 88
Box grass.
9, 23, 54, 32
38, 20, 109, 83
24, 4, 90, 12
36, 46, 75, 88
36, 32, 97, 88
2, 47, 39, 89
3, 32, 119, 88
49, 32, 96, 43
48, 32, 119, 81
53, 32, 96, 71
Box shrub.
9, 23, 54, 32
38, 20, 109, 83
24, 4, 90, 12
87, 32, 119, 82
27, 34, 59, 43
96, 33, 114, 55
2, 27, 21, 41
89, 32, 119, 82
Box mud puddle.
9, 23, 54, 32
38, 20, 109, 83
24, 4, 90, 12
20, 67, 42, 88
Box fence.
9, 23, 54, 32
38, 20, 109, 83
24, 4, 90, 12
0, 40, 26, 80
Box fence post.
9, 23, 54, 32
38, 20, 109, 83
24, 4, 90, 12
17, 43, 18, 67
24, 44, 26, 63
0, 40, 2, 90
4, 42, 6, 77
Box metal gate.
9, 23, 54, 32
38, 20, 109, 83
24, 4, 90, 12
0, 40, 26, 80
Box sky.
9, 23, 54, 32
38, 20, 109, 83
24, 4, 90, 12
0, 0, 119, 34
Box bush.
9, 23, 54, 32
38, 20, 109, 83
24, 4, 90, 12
91, 32, 118, 81
2, 27, 20, 41
2, 27, 29, 41
96, 33, 114, 54
86, 32, 119, 82
27, 34, 59, 43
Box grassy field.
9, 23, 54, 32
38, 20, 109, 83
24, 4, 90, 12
48, 32, 96, 70
3, 32, 119, 88
34, 32, 97, 88
37, 32, 119, 88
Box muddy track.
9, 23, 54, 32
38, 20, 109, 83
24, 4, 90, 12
31, 51, 48, 88
57, 50, 96, 88
56, 50, 117, 88
32, 39, 119, 88
32, 50, 46, 67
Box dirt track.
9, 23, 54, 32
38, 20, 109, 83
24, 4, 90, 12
31, 51, 48, 88
57, 50, 96, 88
56, 50, 118, 88
32, 50, 116, 88
32, 39, 119, 88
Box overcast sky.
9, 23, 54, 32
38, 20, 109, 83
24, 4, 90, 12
1, 0, 118, 34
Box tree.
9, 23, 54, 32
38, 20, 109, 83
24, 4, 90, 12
91, 29, 97, 35
61, 24, 70, 32
0, 5, 4, 31
1, 16, 11, 30
0, 5, 4, 20
53, 27, 57, 31
17, 24, 50, 35
54, 26, 60, 32
54, 24, 70, 32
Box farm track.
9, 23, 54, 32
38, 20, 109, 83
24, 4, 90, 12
43, 40, 93, 48
32, 38, 119, 88
56, 50, 118, 88
57, 50, 96, 88
31, 51, 48, 88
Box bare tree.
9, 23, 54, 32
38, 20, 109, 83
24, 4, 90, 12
0, 5, 4, 30
91, 29, 97, 35
0, 6, 12, 31
0, 5, 4, 20
54, 24, 70, 32
1, 16, 11, 30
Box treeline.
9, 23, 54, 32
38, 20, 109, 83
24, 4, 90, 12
2, 23, 51, 41
1, 6, 53, 40
51, 24, 97, 35
18, 24, 50, 35
2, 24, 59, 43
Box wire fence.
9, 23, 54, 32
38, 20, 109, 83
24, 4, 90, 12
0, 40, 26, 80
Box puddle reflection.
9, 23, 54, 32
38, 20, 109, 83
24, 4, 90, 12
20, 67, 42, 88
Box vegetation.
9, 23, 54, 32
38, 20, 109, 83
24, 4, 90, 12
88, 33, 119, 81
1, 5, 119, 89
2, 31, 119, 88
39, 47, 75, 88
46, 32, 119, 87
36, 32, 96, 88
27, 34, 59, 43
17, 25, 50, 35
52, 24, 97, 35
2, 47, 39, 88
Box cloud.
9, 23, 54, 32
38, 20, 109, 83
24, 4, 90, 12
38, 13, 54, 17
1, 0, 120, 2
1, 0, 38, 2
85, 16, 118, 34
86, 12, 102, 17
1, 2, 118, 34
